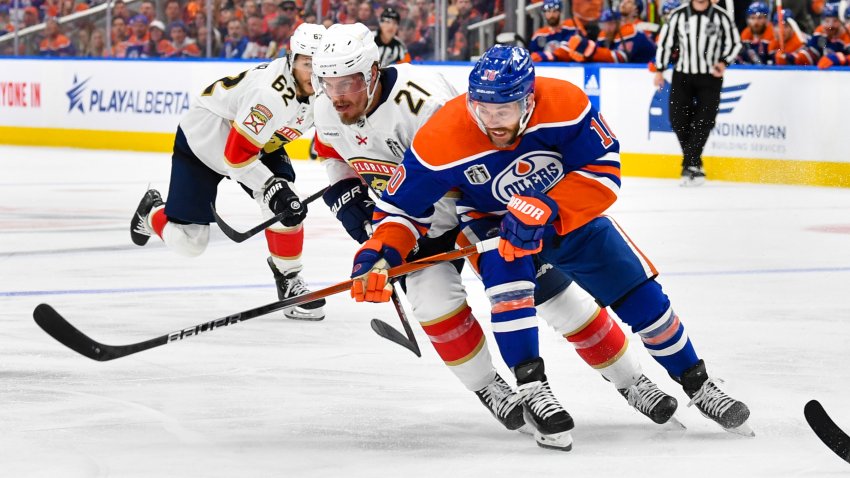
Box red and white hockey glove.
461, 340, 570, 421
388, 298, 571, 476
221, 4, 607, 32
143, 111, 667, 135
498, 190, 559, 262
350, 239, 404, 302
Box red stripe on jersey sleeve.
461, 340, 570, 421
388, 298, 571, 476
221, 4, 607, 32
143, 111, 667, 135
314, 133, 343, 160
224, 126, 262, 167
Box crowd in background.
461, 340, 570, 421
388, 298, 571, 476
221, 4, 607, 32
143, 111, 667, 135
0, 0, 848, 67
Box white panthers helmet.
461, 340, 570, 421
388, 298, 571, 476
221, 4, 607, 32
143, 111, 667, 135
313, 23, 380, 79
288, 23, 325, 72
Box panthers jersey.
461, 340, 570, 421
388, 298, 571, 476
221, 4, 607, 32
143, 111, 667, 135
371, 77, 621, 256
180, 58, 314, 192
313, 64, 460, 236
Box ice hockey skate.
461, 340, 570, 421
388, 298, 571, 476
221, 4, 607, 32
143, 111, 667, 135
618, 374, 682, 427
474, 373, 526, 431
514, 358, 574, 451
675, 360, 753, 436
680, 166, 706, 187
267, 257, 326, 321
130, 189, 164, 246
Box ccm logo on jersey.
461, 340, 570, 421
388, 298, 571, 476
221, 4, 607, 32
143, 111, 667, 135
492, 151, 564, 203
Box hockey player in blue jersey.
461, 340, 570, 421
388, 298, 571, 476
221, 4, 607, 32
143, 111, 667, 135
350, 45, 753, 443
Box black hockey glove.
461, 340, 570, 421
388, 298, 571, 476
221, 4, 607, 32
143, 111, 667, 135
323, 178, 375, 244
262, 177, 306, 227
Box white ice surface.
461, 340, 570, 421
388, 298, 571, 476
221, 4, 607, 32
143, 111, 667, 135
2, 145, 850, 477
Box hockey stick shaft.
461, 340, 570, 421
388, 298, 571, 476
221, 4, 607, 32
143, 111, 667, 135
212, 186, 329, 243
34, 237, 499, 361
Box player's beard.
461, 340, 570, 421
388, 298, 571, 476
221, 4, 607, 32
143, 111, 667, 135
547, 16, 560, 27
334, 94, 368, 125
485, 126, 519, 148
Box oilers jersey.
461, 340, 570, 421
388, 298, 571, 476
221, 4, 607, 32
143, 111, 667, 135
180, 58, 314, 192
313, 63, 460, 237
371, 77, 621, 255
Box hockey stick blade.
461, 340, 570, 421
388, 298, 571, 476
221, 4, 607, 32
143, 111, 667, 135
389, 285, 420, 356
211, 186, 328, 243
33, 237, 499, 361
805, 399, 850, 464
370, 318, 420, 356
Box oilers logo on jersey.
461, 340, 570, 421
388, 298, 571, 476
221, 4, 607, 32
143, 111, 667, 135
491, 151, 564, 203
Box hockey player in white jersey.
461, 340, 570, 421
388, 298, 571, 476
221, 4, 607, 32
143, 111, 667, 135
130, 23, 327, 321
311, 23, 679, 436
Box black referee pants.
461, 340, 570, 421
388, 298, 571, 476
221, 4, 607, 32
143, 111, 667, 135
669, 71, 723, 171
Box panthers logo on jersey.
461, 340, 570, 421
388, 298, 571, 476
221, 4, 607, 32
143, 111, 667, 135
349, 157, 398, 192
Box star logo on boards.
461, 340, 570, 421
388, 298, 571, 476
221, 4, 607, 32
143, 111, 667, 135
66, 74, 90, 114
356, 134, 368, 145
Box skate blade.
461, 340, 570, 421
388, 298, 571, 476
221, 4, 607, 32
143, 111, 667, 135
664, 415, 687, 430
724, 421, 755, 437
517, 423, 536, 436
534, 430, 573, 452
283, 310, 325, 321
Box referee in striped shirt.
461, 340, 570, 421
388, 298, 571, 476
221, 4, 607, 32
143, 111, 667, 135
654, 0, 742, 186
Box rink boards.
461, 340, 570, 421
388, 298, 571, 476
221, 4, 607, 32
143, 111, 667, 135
0, 57, 848, 187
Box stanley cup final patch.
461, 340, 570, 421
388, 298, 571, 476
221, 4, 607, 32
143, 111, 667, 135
242, 104, 274, 136
464, 164, 491, 185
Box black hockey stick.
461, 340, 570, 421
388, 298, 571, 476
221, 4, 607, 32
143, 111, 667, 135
33, 238, 498, 361
211, 186, 329, 243
805, 399, 850, 464
370, 284, 421, 357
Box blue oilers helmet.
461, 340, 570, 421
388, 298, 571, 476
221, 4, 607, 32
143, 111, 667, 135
772, 8, 792, 24
542, 0, 562, 12
467, 44, 536, 136
662, 0, 680, 15
746, 1, 769, 16
822, 2, 840, 18
600, 8, 621, 23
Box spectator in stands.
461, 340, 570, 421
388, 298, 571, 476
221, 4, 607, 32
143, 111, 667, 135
196, 23, 222, 57
356, 0, 379, 30
112, 0, 130, 21
0, 5, 13, 37
279, 0, 302, 27
183, 0, 202, 23
218, 6, 235, 36
447, 0, 480, 60
222, 18, 257, 57
73, 24, 90, 56
22, 6, 40, 28
164, 0, 182, 24
246, 14, 272, 56
261, 0, 280, 30
738, 1, 774, 64
41, 0, 60, 19
110, 15, 128, 47
146, 19, 173, 57
808, 3, 849, 68
267, 13, 293, 57
473, 0, 495, 18
39, 16, 74, 56
138, 0, 156, 24
120, 14, 150, 58
770, 9, 813, 65
375, 6, 410, 65
399, 17, 433, 59
243, 0, 260, 19
166, 20, 201, 57
84, 28, 109, 57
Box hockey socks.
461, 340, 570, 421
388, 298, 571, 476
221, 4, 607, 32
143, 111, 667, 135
265, 224, 304, 275
419, 303, 495, 391
486, 281, 539, 368
613, 280, 699, 378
